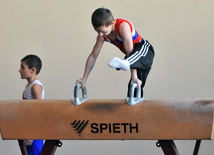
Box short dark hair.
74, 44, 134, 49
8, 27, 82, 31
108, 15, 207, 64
91, 8, 114, 28
21, 54, 42, 75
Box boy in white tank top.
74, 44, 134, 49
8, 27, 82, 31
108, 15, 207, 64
19, 54, 45, 155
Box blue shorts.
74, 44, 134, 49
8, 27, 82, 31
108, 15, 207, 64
27, 140, 43, 155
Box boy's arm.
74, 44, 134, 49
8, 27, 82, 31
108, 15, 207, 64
130, 69, 142, 88
120, 22, 142, 88
31, 84, 43, 99
76, 35, 104, 88
119, 22, 133, 56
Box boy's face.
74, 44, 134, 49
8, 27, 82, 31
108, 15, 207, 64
94, 23, 114, 37
19, 61, 33, 79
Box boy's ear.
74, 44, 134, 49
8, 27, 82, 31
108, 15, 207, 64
112, 20, 116, 25
31, 67, 37, 74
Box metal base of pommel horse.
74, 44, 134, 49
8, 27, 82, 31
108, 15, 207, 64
156, 140, 201, 155
0, 84, 214, 155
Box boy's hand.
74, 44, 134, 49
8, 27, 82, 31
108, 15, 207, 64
76, 78, 86, 89
131, 78, 142, 88
24, 140, 33, 146
130, 69, 142, 88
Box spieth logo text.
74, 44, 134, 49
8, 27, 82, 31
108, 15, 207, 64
70, 120, 139, 136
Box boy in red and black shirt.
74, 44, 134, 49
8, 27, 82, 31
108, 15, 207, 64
76, 8, 155, 98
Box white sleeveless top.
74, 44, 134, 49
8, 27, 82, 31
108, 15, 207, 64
23, 80, 45, 99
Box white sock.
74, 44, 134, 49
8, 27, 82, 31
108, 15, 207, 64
108, 57, 130, 71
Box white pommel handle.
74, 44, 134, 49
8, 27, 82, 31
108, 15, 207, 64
73, 83, 88, 105
127, 83, 143, 106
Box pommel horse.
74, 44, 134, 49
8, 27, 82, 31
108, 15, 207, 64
0, 83, 214, 155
